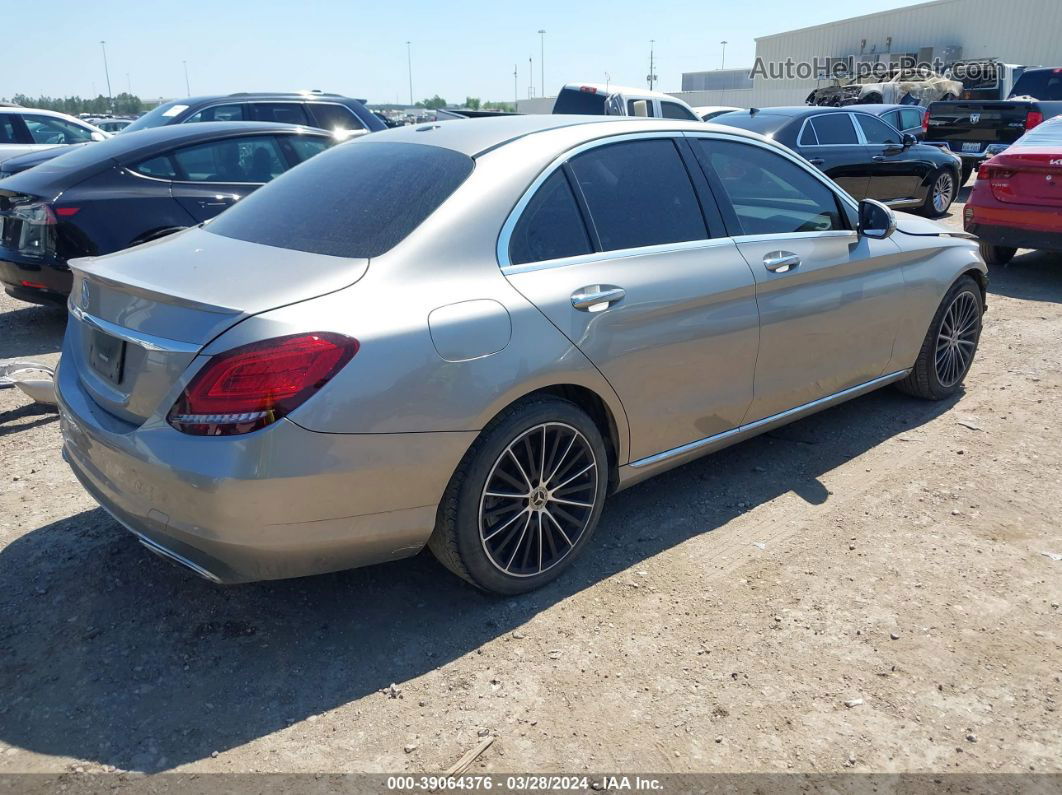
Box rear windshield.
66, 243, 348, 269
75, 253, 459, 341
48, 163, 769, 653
123, 101, 190, 133
710, 112, 788, 136
1018, 118, 1062, 146
553, 88, 606, 115
206, 140, 474, 258
1009, 70, 1062, 101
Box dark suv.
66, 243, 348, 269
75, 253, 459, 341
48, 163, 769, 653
121, 91, 385, 137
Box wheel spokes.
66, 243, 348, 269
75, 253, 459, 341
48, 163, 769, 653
480, 422, 598, 577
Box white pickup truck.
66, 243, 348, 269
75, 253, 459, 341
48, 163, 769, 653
552, 83, 701, 121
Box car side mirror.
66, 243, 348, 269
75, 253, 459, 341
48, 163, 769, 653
90, 131, 107, 142
901, 132, 917, 148
858, 199, 896, 239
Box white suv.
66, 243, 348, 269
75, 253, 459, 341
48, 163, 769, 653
0, 107, 109, 167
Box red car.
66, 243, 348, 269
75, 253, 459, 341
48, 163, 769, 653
964, 115, 1062, 265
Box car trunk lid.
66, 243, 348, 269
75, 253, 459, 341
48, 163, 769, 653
982, 148, 1062, 206
65, 227, 368, 425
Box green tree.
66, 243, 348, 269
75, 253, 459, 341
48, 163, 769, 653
482, 100, 516, 112
1, 93, 147, 116
416, 94, 447, 109
464, 96, 481, 110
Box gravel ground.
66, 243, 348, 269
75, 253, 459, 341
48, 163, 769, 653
0, 185, 1059, 776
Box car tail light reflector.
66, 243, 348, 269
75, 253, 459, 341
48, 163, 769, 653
1025, 111, 1044, 130
922, 111, 931, 134
167, 332, 358, 436
55, 206, 80, 217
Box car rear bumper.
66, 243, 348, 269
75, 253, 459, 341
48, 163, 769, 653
965, 203, 1062, 252
0, 249, 72, 304
56, 358, 475, 583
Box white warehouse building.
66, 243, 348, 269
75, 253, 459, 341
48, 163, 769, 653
746, 0, 1062, 107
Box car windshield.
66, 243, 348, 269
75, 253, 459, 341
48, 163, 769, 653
206, 140, 474, 259
1009, 70, 1062, 100
711, 112, 788, 135
123, 102, 190, 133
1018, 118, 1062, 146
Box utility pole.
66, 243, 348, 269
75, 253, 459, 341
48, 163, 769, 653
514, 64, 518, 110
182, 60, 191, 95
529, 56, 533, 98
406, 41, 413, 106
720, 40, 728, 70
99, 41, 112, 109
538, 30, 546, 97
647, 40, 656, 90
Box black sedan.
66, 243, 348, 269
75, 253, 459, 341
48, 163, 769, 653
712, 106, 961, 217
0, 122, 333, 305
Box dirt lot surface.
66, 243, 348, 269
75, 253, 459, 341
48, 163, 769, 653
1, 186, 1060, 778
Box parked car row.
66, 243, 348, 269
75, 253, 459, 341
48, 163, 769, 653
0, 122, 334, 303
0, 108, 109, 167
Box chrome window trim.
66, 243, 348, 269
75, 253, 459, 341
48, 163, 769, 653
629, 369, 910, 469
70, 305, 203, 353
496, 130, 697, 268
501, 238, 734, 276
731, 229, 858, 245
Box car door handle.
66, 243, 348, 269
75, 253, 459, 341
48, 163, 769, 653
808, 158, 825, 166
763, 251, 801, 273
571, 285, 625, 312
872, 155, 887, 162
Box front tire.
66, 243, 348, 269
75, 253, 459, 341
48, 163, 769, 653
428, 396, 608, 595
979, 241, 1016, 266
959, 163, 975, 186
896, 275, 983, 400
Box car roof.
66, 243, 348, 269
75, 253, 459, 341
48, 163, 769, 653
358, 114, 766, 158
559, 82, 684, 101
73, 121, 327, 160
171, 92, 356, 106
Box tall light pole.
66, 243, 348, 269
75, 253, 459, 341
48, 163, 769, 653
647, 40, 656, 90
182, 60, 191, 95
406, 41, 413, 106
720, 40, 728, 70
99, 41, 112, 108
513, 64, 518, 110
537, 30, 546, 97
529, 56, 533, 98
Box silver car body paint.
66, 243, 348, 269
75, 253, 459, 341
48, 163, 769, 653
57, 116, 987, 583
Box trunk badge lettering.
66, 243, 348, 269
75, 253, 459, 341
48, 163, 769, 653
969, 113, 981, 124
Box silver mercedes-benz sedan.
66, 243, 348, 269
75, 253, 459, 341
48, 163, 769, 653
56, 115, 987, 594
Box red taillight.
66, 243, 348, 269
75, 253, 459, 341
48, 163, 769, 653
1025, 111, 1044, 130
922, 111, 931, 134
167, 332, 358, 436
55, 206, 80, 217
20, 280, 48, 289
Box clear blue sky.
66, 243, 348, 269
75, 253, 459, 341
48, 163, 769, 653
5, 0, 928, 105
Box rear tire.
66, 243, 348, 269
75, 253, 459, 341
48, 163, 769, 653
896, 275, 983, 400
959, 163, 975, 186
919, 168, 957, 217
428, 396, 608, 595
979, 241, 1017, 266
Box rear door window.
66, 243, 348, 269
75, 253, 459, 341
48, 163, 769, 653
694, 138, 844, 235
660, 102, 699, 120
810, 114, 858, 145
1009, 70, 1062, 100
281, 135, 333, 163
206, 141, 474, 258
855, 114, 902, 145
568, 139, 707, 251
250, 102, 310, 125
133, 155, 178, 179
900, 109, 923, 130
172, 136, 287, 183
184, 104, 247, 123
627, 99, 655, 117
509, 170, 592, 265
308, 103, 365, 132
